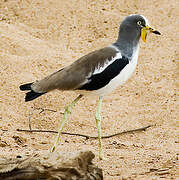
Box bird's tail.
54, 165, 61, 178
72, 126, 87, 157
19, 83, 46, 102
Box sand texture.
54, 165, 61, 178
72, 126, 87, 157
0, 0, 178, 179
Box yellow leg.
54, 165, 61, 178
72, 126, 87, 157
51, 94, 83, 152
95, 96, 104, 160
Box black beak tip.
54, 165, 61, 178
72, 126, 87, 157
153, 30, 161, 35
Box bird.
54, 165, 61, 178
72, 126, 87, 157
19, 14, 160, 160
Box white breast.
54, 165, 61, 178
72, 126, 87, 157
89, 45, 139, 96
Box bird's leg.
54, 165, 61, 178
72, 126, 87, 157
51, 94, 83, 152
95, 96, 104, 160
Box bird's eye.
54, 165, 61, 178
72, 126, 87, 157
137, 21, 142, 26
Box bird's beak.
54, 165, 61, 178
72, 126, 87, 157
141, 25, 161, 42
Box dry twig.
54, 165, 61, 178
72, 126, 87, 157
17, 125, 151, 140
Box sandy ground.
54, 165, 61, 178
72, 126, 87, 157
0, 0, 178, 179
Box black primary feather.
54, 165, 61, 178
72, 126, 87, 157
25, 90, 46, 102
19, 82, 46, 101
19, 83, 33, 91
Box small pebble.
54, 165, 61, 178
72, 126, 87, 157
16, 155, 22, 158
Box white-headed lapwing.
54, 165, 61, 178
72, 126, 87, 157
20, 14, 160, 160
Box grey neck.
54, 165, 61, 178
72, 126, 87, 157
113, 28, 141, 59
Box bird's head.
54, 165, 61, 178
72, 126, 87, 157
119, 14, 161, 42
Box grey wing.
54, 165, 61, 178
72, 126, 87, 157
31, 47, 118, 93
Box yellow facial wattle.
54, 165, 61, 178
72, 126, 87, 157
141, 27, 148, 42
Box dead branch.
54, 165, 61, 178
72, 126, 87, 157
0, 150, 103, 180
17, 125, 151, 140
